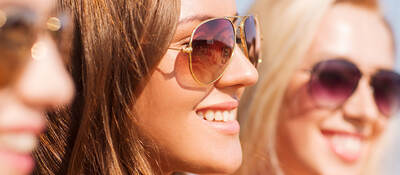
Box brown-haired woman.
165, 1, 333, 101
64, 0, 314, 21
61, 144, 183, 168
0, 0, 74, 174
34, 0, 260, 174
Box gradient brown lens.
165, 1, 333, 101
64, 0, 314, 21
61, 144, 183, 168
48, 13, 73, 65
243, 16, 259, 67
309, 59, 361, 108
371, 70, 400, 116
190, 18, 235, 84
0, 9, 36, 87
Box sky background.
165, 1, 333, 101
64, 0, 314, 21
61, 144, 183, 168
236, 0, 400, 66
236, 0, 400, 174
380, 1, 400, 174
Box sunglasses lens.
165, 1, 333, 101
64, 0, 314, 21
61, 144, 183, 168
244, 16, 259, 67
48, 13, 73, 64
0, 9, 36, 87
309, 59, 361, 108
371, 70, 400, 116
191, 18, 235, 84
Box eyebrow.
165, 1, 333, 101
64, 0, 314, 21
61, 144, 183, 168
178, 12, 239, 25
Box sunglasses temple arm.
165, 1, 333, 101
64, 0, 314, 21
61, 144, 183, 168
169, 46, 192, 54
169, 47, 181, 51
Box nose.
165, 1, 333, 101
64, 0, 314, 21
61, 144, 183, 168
215, 45, 258, 88
342, 78, 380, 124
14, 36, 74, 108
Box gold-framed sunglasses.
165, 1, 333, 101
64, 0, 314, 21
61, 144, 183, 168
170, 15, 262, 86
0, 6, 71, 87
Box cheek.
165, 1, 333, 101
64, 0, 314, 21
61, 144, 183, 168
134, 69, 205, 136
277, 107, 335, 175
134, 63, 242, 172
283, 74, 317, 119
279, 76, 312, 148
278, 106, 322, 155
277, 78, 331, 173
133, 65, 206, 155
373, 117, 389, 138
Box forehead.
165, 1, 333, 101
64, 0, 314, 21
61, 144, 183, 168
0, 0, 55, 16
305, 3, 394, 73
180, 0, 237, 20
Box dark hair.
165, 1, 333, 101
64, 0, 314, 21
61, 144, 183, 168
34, 0, 180, 174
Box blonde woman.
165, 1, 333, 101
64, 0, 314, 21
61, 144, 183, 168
238, 0, 397, 174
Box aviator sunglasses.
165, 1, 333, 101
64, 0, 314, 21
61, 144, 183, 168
170, 15, 261, 85
308, 59, 400, 117
0, 6, 71, 87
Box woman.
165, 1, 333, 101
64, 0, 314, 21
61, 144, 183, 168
238, 0, 397, 174
34, 0, 260, 174
0, 0, 74, 174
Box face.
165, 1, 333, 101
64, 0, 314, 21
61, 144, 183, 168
0, 0, 74, 175
277, 4, 394, 175
134, 0, 258, 174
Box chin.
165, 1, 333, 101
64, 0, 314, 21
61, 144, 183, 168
184, 141, 243, 174
211, 139, 243, 174
213, 153, 242, 174
195, 156, 242, 174
315, 164, 363, 175
306, 147, 367, 175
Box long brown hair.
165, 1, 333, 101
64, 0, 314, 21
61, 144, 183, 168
34, 0, 180, 174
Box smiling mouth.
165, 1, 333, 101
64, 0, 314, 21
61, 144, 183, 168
322, 130, 364, 162
196, 109, 236, 122
195, 109, 240, 135
0, 133, 38, 174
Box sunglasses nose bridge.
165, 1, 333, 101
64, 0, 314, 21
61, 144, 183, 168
342, 78, 380, 122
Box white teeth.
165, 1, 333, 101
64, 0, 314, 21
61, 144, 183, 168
331, 135, 361, 155
0, 133, 38, 154
215, 111, 223, 121
229, 110, 236, 121
205, 111, 214, 121
223, 111, 230, 122
197, 110, 236, 122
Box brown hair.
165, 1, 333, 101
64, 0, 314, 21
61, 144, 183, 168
33, 0, 180, 174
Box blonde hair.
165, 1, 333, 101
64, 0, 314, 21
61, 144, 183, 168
238, 0, 383, 174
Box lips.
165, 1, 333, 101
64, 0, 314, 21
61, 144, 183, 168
0, 132, 39, 174
0, 147, 35, 174
0, 133, 38, 154
0, 111, 46, 174
195, 101, 240, 135
322, 130, 364, 162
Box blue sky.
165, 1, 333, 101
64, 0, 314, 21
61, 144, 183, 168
382, 0, 400, 69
